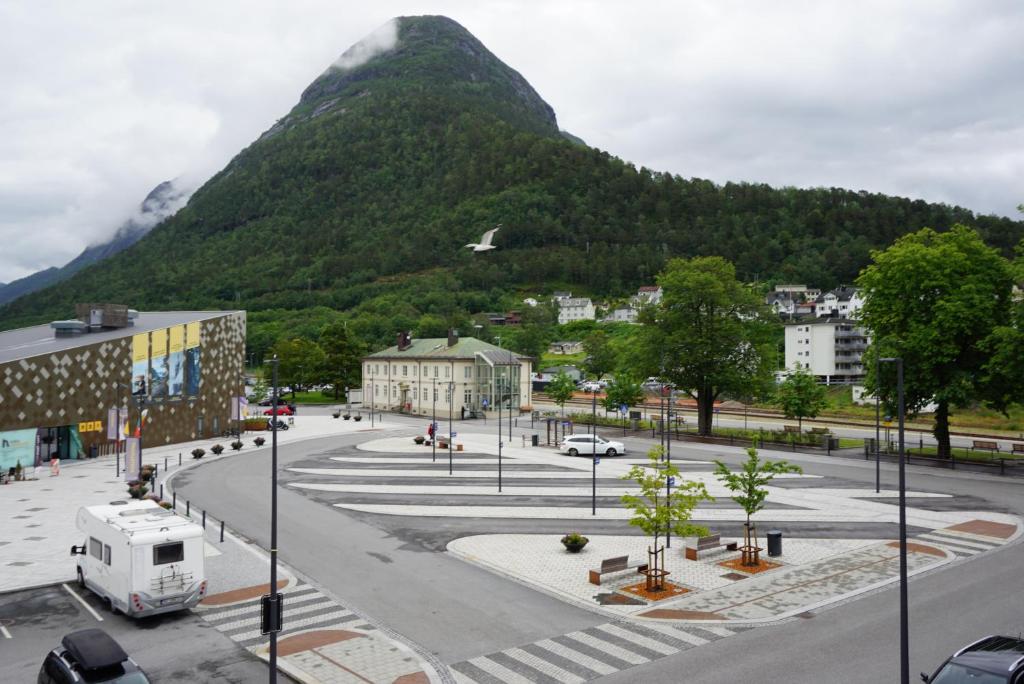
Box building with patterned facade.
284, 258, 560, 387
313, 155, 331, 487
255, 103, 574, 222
0, 307, 245, 472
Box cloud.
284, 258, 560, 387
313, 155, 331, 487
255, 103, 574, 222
332, 18, 399, 71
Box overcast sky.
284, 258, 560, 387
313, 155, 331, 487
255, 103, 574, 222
2, 1, 1022, 281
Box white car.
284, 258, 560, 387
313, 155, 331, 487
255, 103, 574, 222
559, 434, 626, 457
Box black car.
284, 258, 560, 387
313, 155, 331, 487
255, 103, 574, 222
38, 628, 150, 683
923, 635, 1024, 683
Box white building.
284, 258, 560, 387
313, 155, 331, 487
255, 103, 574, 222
602, 306, 637, 323
363, 331, 533, 418
633, 286, 663, 307
815, 286, 861, 319
557, 297, 596, 324
785, 319, 869, 383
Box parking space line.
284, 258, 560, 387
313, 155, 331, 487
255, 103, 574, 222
61, 583, 104, 622
0, 625, 11, 639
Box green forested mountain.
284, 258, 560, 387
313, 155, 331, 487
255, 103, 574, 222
2, 15, 1021, 355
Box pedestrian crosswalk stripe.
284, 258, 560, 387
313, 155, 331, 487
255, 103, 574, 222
502, 646, 587, 684
487, 651, 566, 684
564, 630, 651, 665
233, 609, 358, 646
635, 620, 709, 646
551, 634, 634, 671
465, 656, 535, 684
597, 623, 678, 656
916, 535, 989, 555
921, 531, 997, 550
217, 599, 342, 635
450, 660, 506, 684
695, 624, 735, 638
201, 589, 325, 624
532, 638, 618, 676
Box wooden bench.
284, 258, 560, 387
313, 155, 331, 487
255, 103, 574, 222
588, 556, 648, 585
783, 425, 801, 434
971, 440, 1000, 454
1012, 443, 1024, 455
685, 534, 739, 561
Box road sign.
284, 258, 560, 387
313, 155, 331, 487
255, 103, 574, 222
619, 404, 628, 414
667, 476, 676, 486
594, 456, 601, 465
260, 593, 284, 634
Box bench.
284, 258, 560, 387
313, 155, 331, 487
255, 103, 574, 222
783, 425, 801, 434
971, 440, 999, 454
685, 534, 739, 561
1012, 443, 1024, 455
588, 556, 648, 585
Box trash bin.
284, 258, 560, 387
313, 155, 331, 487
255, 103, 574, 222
88, 444, 98, 459
767, 530, 783, 557
531, 434, 539, 447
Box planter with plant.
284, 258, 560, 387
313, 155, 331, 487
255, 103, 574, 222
561, 532, 589, 553
191, 448, 205, 459
254, 437, 266, 447
332, 410, 341, 419
231, 440, 243, 451
413, 435, 425, 445
210, 444, 224, 455
343, 414, 351, 420
127, 481, 148, 499
353, 415, 362, 422
14, 461, 24, 481
139, 465, 155, 482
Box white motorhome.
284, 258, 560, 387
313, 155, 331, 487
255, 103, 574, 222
71, 499, 207, 617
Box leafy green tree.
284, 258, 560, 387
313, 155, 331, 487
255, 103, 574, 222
857, 225, 1015, 459
270, 337, 327, 396
776, 366, 828, 430
511, 324, 549, 360
582, 330, 616, 380
247, 377, 268, 403
638, 257, 777, 436
546, 371, 577, 416
318, 323, 365, 400
714, 447, 801, 565
621, 447, 712, 583
602, 374, 644, 414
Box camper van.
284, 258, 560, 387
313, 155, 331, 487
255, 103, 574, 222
71, 500, 207, 617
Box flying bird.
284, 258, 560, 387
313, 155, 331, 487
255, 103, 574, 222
466, 224, 501, 252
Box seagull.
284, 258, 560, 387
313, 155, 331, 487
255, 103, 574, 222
466, 224, 501, 252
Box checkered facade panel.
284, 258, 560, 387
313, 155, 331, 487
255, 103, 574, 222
0, 312, 246, 445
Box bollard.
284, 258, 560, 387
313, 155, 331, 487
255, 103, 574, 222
173, 492, 177, 510
202, 510, 206, 529
178, 453, 182, 466
186, 500, 190, 517
160, 484, 164, 500
116, 452, 120, 475
164, 457, 168, 471
220, 520, 225, 543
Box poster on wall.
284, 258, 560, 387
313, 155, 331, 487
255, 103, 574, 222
131, 333, 149, 396
0, 429, 37, 471
168, 325, 185, 396
149, 328, 169, 398
185, 321, 201, 396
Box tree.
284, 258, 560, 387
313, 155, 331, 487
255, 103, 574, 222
270, 337, 327, 396
776, 366, 828, 430
638, 256, 778, 436
714, 447, 801, 565
581, 330, 616, 380
621, 447, 712, 586
857, 225, 1015, 459
546, 371, 576, 416
318, 323, 365, 400
602, 374, 644, 415
511, 323, 549, 360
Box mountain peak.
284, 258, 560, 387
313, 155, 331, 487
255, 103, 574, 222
290, 16, 558, 136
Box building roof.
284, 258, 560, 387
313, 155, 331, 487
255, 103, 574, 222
366, 336, 528, 360
638, 285, 661, 292
0, 310, 238, 365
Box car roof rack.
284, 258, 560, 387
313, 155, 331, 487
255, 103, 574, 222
61, 628, 128, 671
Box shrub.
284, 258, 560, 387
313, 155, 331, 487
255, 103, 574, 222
561, 532, 588, 546
254, 437, 266, 447
127, 482, 148, 499
413, 435, 425, 444
211, 444, 224, 455
158, 501, 172, 509
191, 448, 205, 459
231, 440, 243, 451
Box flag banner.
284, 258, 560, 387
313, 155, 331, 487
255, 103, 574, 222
124, 437, 141, 481
131, 333, 149, 396
107, 408, 119, 440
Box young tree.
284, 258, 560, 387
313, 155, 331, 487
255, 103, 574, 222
857, 225, 1015, 459
621, 447, 713, 584
602, 374, 644, 414
638, 256, 777, 436
714, 447, 801, 565
776, 366, 828, 430
546, 371, 576, 416
318, 323, 365, 400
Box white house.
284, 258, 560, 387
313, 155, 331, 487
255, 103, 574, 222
549, 340, 584, 354
557, 297, 596, 324
815, 286, 860, 318
785, 318, 870, 383
602, 306, 637, 323
363, 331, 533, 418
633, 286, 663, 307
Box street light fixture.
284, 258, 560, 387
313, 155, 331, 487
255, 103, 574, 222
880, 356, 908, 684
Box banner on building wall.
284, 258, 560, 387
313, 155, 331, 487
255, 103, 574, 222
185, 321, 201, 396
124, 437, 141, 481
131, 333, 149, 396
0, 429, 37, 471
231, 396, 248, 420
149, 328, 169, 398
168, 325, 185, 396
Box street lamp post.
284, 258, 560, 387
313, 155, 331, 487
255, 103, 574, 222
498, 370, 503, 492
875, 353, 881, 493
268, 356, 281, 682
591, 387, 597, 516
448, 381, 454, 476
881, 356, 908, 684
432, 378, 437, 463
666, 389, 672, 549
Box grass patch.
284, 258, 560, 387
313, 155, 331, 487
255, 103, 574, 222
539, 352, 586, 369
906, 446, 1024, 463
280, 390, 344, 404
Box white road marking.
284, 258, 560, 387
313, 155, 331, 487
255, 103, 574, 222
62, 583, 103, 622
0, 625, 11, 639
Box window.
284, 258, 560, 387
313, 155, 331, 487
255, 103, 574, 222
445, 366, 450, 378
464, 366, 472, 379
153, 541, 184, 565
402, 365, 407, 376
374, 364, 379, 374
464, 389, 472, 404
104, 544, 111, 566
413, 387, 418, 400
392, 385, 397, 397
392, 365, 397, 374
433, 388, 438, 402
89, 537, 102, 560
434, 366, 438, 378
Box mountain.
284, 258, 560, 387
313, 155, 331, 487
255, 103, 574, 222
1, 15, 1021, 354
0, 180, 189, 306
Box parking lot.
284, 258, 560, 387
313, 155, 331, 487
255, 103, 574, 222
0, 582, 290, 683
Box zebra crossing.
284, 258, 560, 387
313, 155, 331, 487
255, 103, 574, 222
451, 620, 745, 683
196, 581, 370, 650
915, 527, 1008, 558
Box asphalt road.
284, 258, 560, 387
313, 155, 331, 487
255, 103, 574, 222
0, 582, 290, 683
173, 413, 1024, 682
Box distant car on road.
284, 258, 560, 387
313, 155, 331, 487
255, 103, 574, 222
39, 628, 151, 683
263, 405, 294, 416
921, 635, 1024, 682
559, 434, 626, 457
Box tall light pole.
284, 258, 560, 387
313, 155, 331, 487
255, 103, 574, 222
875, 353, 881, 493
591, 387, 597, 516
268, 355, 281, 682
432, 378, 437, 463
448, 380, 454, 476
881, 356, 908, 684
497, 368, 503, 492
666, 388, 673, 549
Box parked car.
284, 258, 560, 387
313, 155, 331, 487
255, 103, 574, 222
38, 628, 151, 683
266, 418, 289, 431
921, 635, 1024, 682
263, 404, 294, 416
559, 434, 626, 457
